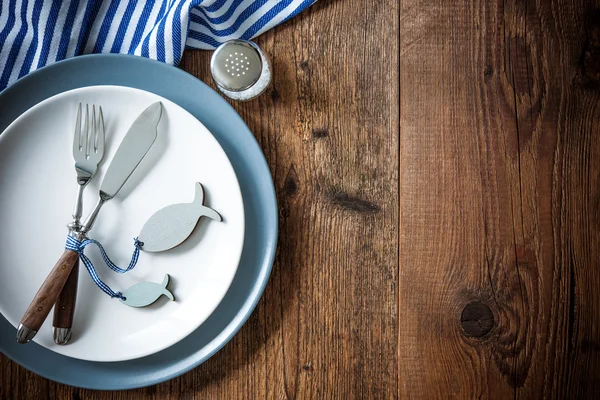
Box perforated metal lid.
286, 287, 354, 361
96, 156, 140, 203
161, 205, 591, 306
211, 40, 262, 92
210, 39, 271, 101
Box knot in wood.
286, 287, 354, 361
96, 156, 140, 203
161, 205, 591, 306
460, 302, 494, 338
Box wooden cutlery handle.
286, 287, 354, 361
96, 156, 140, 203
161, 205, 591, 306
20, 250, 79, 332
53, 262, 79, 329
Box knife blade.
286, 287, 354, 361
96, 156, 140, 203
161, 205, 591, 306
80, 101, 162, 234
16, 102, 163, 344
100, 102, 162, 198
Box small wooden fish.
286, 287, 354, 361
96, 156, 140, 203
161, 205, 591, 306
120, 274, 175, 307
138, 182, 221, 252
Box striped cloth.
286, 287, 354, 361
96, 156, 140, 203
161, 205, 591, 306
0, 0, 316, 91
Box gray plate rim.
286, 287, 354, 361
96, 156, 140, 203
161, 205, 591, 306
0, 54, 278, 390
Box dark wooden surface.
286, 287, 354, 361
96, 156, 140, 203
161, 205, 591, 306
2, 0, 600, 398
401, 0, 600, 398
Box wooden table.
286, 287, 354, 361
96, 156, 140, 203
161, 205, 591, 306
2, 0, 600, 398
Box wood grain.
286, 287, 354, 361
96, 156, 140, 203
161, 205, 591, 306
400, 0, 600, 398
20, 250, 79, 332
3, 0, 600, 398
53, 261, 79, 330
1, 0, 399, 398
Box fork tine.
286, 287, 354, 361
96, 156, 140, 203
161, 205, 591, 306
84, 104, 90, 158
96, 106, 105, 157
89, 105, 96, 157
72, 103, 82, 156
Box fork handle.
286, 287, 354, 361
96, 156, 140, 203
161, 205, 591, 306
53, 261, 79, 329
72, 184, 85, 225
18, 250, 79, 336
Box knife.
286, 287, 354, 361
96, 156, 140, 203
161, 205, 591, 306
16, 102, 163, 344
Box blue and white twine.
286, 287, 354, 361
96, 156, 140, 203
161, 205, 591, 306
65, 235, 142, 300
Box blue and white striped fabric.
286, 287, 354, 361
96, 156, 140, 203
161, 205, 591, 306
0, 0, 316, 91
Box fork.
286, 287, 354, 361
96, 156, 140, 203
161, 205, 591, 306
70, 104, 105, 230
54, 104, 105, 345
16, 104, 105, 344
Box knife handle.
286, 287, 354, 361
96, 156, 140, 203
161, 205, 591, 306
53, 261, 79, 329
19, 250, 79, 336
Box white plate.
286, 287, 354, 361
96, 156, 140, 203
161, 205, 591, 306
0, 86, 245, 362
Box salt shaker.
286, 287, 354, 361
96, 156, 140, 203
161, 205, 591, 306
210, 39, 272, 101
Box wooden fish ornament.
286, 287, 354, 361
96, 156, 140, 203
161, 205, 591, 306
137, 182, 221, 252
120, 274, 174, 307
112, 183, 220, 308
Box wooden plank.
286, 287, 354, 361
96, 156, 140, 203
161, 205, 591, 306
400, 0, 600, 398
0, 0, 400, 398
